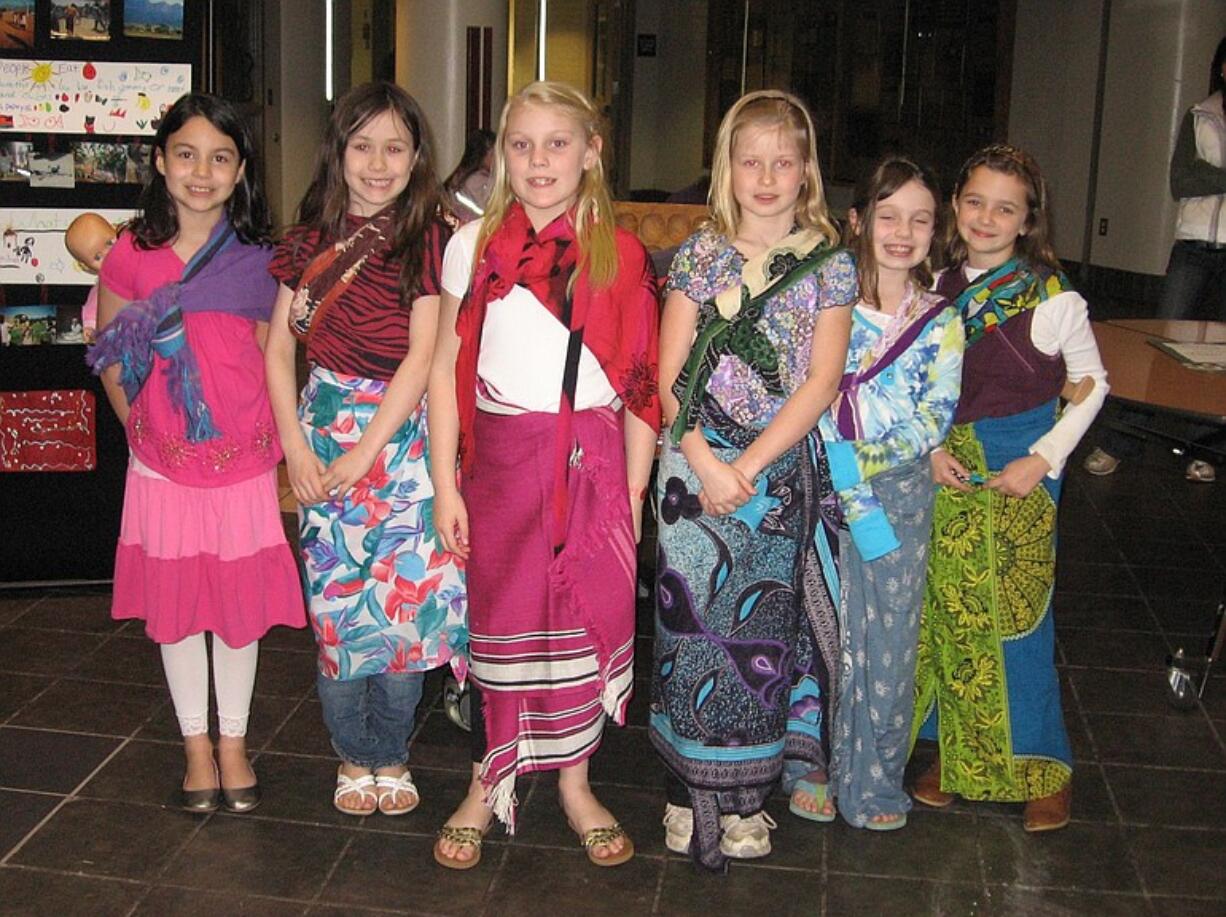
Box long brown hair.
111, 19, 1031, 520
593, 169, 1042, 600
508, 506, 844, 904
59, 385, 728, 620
707, 90, 839, 244
847, 156, 941, 308
295, 81, 444, 298
945, 143, 1061, 274
478, 81, 618, 290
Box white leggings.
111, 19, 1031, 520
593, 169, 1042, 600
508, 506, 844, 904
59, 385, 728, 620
160, 633, 259, 738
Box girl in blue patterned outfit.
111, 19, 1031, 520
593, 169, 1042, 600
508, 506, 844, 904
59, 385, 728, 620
652, 90, 855, 871
815, 157, 964, 830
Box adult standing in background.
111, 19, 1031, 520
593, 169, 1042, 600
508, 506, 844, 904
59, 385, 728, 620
1083, 35, 1226, 483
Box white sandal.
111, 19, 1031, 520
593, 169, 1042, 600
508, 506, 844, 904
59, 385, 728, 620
333, 767, 377, 816
375, 770, 420, 816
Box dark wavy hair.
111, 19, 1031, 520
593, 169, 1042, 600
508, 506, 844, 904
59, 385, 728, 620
945, 143, 1062, 274
846, 156, 942, 308
295, 81, 444, 300
130, 93, 272, 249
1211, 36, 1226, 116
444, 129, 495, 193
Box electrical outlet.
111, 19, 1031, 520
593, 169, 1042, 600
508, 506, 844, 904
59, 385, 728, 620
1098, 218, 1109, 236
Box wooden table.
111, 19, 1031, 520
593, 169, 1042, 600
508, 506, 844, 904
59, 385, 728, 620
1092, 319, 1226, 421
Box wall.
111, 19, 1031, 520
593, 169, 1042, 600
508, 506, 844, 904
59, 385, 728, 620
628, 0, 708, 194
397, 0, 509, 177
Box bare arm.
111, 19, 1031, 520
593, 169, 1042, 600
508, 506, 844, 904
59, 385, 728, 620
732, 304, 852, 482
265, 283, 326, 504
95, 283, 132, 425
321, 294, 441, 499
426, 289, 468, 557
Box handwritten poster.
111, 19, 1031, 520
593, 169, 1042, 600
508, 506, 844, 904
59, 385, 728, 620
0, 59, 190, 136
0, 207, 134, 285
0, 389, 96, 472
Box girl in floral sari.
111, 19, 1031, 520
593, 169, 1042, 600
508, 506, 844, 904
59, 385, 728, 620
653, 90, 854, 872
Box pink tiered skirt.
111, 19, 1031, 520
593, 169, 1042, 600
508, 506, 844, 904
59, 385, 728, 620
112, 455, 306, 647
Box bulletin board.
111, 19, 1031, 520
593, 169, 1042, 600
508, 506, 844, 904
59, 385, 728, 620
0, 0, 203, 584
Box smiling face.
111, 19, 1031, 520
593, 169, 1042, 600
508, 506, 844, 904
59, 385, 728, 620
730, 123, 805, 228
503, 101, 600, 229
871, 178, 937, 280
155, 115, 245, 226
953, 165, 1030, 269
343, 108, 417, 217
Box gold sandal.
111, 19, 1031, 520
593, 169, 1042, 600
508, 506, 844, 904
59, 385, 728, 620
577, 823, 635, 868
433, 824, 487, 870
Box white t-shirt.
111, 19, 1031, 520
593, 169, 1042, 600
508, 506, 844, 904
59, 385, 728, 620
441, 220, 618, 415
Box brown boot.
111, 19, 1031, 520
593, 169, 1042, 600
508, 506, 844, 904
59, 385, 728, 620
1023, 784, 1071, 832
912, 758, 954, 808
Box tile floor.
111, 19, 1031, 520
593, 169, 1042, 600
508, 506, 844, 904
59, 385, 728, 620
1, 432, 1224, 916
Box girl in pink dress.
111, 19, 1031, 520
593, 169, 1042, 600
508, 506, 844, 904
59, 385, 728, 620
88, 93, 305, 814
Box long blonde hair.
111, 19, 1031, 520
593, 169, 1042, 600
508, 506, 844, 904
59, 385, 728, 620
708, 90, 839, 244
477, 81, 618, 289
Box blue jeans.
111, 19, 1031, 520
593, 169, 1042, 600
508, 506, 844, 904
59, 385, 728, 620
1157, 240, 1226, 320
316, 671, 424, 769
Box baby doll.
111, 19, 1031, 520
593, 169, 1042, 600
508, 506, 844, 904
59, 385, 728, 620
65, 213, 117, 340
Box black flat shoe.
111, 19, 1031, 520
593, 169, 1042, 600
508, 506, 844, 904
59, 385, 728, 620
180, 786, 221, 814
221, 782, 261, 813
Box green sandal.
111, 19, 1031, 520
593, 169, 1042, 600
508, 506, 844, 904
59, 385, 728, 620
789, 778, 835, 823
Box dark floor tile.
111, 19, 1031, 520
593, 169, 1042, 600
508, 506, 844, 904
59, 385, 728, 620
484, 844, 660, 916
624, 677, 651, 727
1128, 825, 1226, 898
0, 627, 106, 676
657, 859, 825, 916
237, 751, 363, 827
78, 740, 186, 807
1105, 764, 1226, 828
160, 816, 350, 898
252, 649, 316, 700
135, 695, 300, 751
1056, 533, 1124, 566
985, 887, 1149, 916
72, 635, 166, 686
0, 727, 120, 792
20, 593, 120, 634
257, 622, 316, 652
511, 778, 670, 859
1151, 599, 1220, 636
0, 592, 41, 626
0, 790, 59, 857
1115, 536, 1220, 571
11, 679, 166, 736
1052, 593, 1158, 631
1150, 895, 1226, 917
1135, 566, 1222, 603
1087, 712, 1226, 770
826, 806, 978, 883
319, 832, 495, 915
0, 867, 146, 917
1065, 711, 1096, 762
405, 709, 473, 773
589, 726, 664, 789
1069, 669, 1171, 716
263, 700, 335, 758
1058, 627, 1169, 670
132, 887, 309, 916
12, 798, 199, 880
978, 820, 1140, 892
1055, 562, 1140, 597
1067, 764, 1117, 823
1196, 677, 1226, 721
0, 672, 55, 721
826, 874, 986, 916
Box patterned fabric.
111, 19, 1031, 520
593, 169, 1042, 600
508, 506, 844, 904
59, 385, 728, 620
830, 459, 933, 826
819, 288, 963, 559
297, 366, 467, 681
269, 215, 448, 382
652, 228, 850, 871
465, 408, 636, 829
913, 402, 1072, 801
941, 258, 1071, 346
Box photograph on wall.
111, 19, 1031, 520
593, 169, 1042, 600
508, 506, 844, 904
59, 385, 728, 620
123, 0, 183, 40
0, 141, 33, 181
0, 305, 56, 345
28, 151, 74, 187
0, 60, 191, 136
124, 141, 152, 183
49, 1, 110, 41
0, 389, 97, 473
0, 1, 35, 51
73, 140, 125, 182
0, 208, 134, 285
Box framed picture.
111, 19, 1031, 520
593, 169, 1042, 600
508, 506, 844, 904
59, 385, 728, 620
0, 1, 35, 51
49, 1, 111, 42
124, 0, 183, 40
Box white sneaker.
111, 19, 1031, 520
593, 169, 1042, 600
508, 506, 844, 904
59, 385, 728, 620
719, 811, 777, 859
663, 803, 693, 854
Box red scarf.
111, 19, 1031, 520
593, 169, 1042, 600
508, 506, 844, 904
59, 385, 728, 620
454, 202, 661, 549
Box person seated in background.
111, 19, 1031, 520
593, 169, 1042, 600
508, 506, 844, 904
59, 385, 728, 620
444, 129, 495, 223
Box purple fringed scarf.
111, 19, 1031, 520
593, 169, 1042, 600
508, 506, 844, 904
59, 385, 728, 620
86, 221, 277, 441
